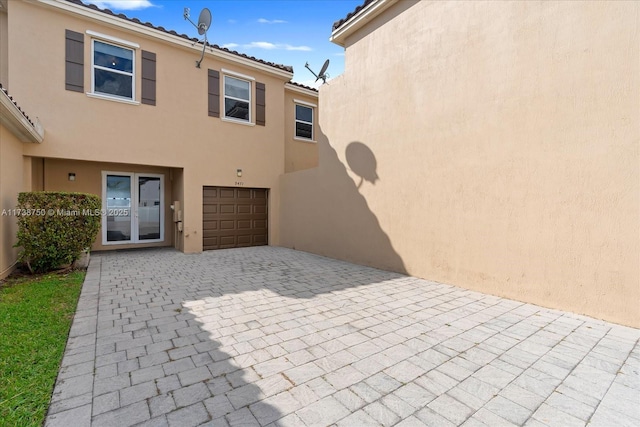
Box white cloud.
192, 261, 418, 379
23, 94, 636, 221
227, 19, 238, 24
86, 0, 155, 10
333, 52, 345, 57
257, 18, 287, 24
243, 41, 311, 51
221, 43, 239, 49
247, 41, 277, 50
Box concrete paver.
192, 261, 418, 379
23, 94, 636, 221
45, 247, 640, 426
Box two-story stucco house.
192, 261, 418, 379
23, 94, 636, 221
0, 0, 319, 278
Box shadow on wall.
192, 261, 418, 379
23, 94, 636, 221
280, 126, 406, 275
346, 142, 379, 189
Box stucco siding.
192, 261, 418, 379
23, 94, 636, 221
281, 1, 640, 326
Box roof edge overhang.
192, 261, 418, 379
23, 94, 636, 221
330, 0, 398, 47
34, 0, 294, 80
0, 90, 44, 143
285, 83, 319, 98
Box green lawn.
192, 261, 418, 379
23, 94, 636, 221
0, 271, 84, 427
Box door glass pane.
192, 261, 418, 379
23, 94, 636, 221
138, 177, 161, 240
106, 175, 131, 241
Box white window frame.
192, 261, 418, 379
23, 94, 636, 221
223, 75, 252, 124
90, 37, 136, 103
294, 101, 315, 142
101, 172, 164, 245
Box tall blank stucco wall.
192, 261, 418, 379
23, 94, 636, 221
280, 1, 639, 326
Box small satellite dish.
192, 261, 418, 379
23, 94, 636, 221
197, 8, 212, 35
305, 59, 330, 84
184, 7, 212, 68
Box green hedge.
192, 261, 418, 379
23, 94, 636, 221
14, 192, 101, 273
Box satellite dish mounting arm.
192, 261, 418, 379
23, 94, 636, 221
184, 7, 212, 68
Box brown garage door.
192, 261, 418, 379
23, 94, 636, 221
203, 187, 268, 250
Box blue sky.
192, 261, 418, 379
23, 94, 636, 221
85, 0, 363, 87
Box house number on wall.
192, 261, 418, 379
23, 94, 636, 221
235, 181, 244, 186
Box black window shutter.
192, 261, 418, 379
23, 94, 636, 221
208, 69, 220, 117
65, 30, 84, 92
141, 50, 156, 105
256, 82, 266, 126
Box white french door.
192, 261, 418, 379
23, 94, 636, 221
102, 172, 164, 245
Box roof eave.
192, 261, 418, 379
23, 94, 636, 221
285, 83, 319, 98
0, 90, 44, 143
330, 0, 398, 47
35, 0, 294, 80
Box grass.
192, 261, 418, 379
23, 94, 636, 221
0, 271, 84, 427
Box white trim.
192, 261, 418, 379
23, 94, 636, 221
90, 38, 136, 102
221, 117, 255, 127
329, 0, 399, 47
221, 68, 256, 81
86, 93, 140, 105
86, 30, 140, 48
293, 98, 317, 108
38, 0, 293, 80
285, 82, 318, 98
294, 103, 314, 141
294, 137, 317, 143
0, 89, 44, 143
101, 172, 165, 245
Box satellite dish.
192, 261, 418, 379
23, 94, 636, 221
184, 6, 213, 68
304, 59, 330, 84
197, 8, 212, 35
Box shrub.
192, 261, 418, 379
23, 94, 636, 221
14, 192, 101, 273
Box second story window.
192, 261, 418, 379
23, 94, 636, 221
295, 104, 314, 140
92, 40, 134, 100
224, 76, 251, 122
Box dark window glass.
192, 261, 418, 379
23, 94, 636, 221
94, 69, 132, 98
94, 41, 133, 72
296, 105, 313, 123
295, 122, 313, 139
225, 99, 249, 120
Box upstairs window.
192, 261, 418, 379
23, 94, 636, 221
295, 104, 314, 140
92, 40, 134, 100
224, 76, 251, 122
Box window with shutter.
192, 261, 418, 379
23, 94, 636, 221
208, 69, 220, 117
141, 50, 156, 106
256, 82, 266, 126
65, 30, 84, 92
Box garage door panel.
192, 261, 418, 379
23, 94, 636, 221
203, 186, 268, 250
237, 220, 251, 229
237, 189, 251, 198
203, 188, 219, 198
203, 236, 218, 247
220, 188, 235, 198
253, 235, 267, 245
203, 220, 218, 231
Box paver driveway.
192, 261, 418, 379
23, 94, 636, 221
45, 247, 639, 427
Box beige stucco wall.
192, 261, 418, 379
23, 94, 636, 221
0, 125, 26, 278
284, 88, 319, 172
281, 1, 640, 326
0, 5, 8, 87
7, 0, 290, 253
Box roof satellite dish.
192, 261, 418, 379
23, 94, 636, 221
197, 8, 212, 35
305, 59, 330, 84
184, 7, 212, 68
